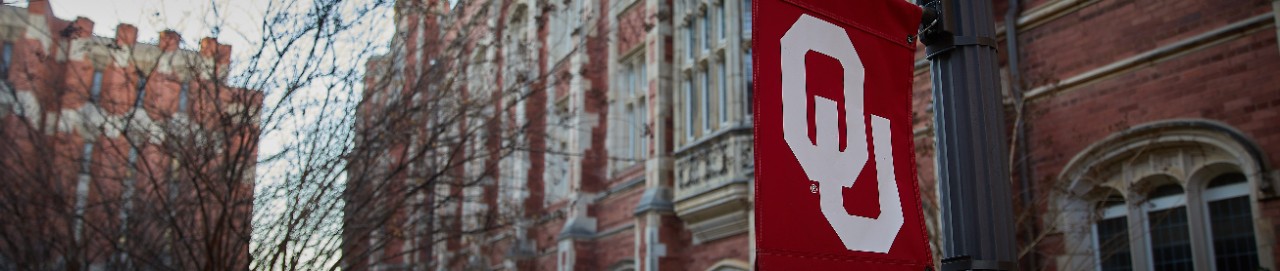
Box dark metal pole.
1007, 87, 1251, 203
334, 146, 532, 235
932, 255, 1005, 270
917, 0, 1018, 270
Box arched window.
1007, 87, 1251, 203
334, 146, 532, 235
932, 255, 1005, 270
1203, 173, 1258, 270
1055, 121, 1273, 270
1094, 192, 1130, 271
1143, 183, 1192, 271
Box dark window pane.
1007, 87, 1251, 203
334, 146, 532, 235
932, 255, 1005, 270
1, 42, 12, 79
178, 82, 190, 113
1209, 196, 1258, 271
1148, 184, 1184, 198
1096, 216, 1131, 271
135, 75, 148, 108
1208, 173, 1246, 188
1148, 206, 1193, 271
90, 70, 103, 103
744, 48, 752, 115
80, 143, 94, 174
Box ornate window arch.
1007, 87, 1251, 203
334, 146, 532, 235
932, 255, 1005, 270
1054, 120, 1274, 271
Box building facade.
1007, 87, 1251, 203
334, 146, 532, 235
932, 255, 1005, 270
0, 2, 258, 270
353, 0, 1280, 270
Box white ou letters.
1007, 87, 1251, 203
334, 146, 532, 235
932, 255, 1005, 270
780, 14, 903, 253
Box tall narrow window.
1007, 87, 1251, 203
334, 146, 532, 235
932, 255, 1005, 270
744, 48, 753, 116
167, 159, 181, 207
73, 142, 94, 241
134, 73, 148, 109
700, 8, 710, 51
685, 78, 695, 139
626, 104, 636, 159
685, 25, 695, 59
742, 0, 752, 39
1204, 173, 1259, 271
717, 60, 727, 125
1, 42, 12, 79
637, 61, 647, 98
1095, 193, 1131, 271
700, 67, 710, 132
637, 99, 647, 160
80, 143, 94, 174
717, 3, 725, 40
178, 81, 190, 113
1146, 184, 1193, 271
90, 70, 103, 103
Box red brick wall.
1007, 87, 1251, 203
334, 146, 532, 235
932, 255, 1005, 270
1018, 0, 1271, 82
0, 6, 253, 269
910, 0, 1280, 268
686, 234, 751, 271
617, 4, 648, 55
1026, 29, 1280, 189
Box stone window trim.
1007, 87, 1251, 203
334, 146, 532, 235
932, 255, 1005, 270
1056, 120, 1275, 271
611, 50, 648, 172
677, 53, 737, 140
1090, 190, 1129, 271
674, 0, 748, 149
1082, 172, 1256, 271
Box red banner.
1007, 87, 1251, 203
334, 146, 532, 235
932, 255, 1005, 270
752, 0, 931, 269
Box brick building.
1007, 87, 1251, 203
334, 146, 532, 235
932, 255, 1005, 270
351, 0, 1280, 270
0, 2, 258, 270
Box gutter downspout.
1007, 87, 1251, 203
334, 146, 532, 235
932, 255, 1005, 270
1004, 0, 1036, 269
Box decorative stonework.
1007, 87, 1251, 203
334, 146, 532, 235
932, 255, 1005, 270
672, 126, 752, 243
674, 127, 752, 201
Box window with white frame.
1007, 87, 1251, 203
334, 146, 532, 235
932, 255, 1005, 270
685, 24, 695, 60
1086, 172, 1262, 271
742, 0, 752, 38
684, 78, 695, 140
700, 65, 710, 132
1094, 192, 1131, 271
716, 2, 725, 40
548, 0, 582, 65
544, 89, 572, 204
699, 7, 709, 52
717, 59, 727, 124
1144, 183, 1194, 271
675, 0, 750, 147
1203, 173, 1259, 270
614, 53, 648, 168
743, 47, 752, 116
1061, 126, 1269, 271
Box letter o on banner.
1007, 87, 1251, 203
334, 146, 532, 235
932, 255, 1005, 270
779, 14, 904, 253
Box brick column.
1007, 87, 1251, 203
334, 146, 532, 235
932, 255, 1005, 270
633, 0, 683, 269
